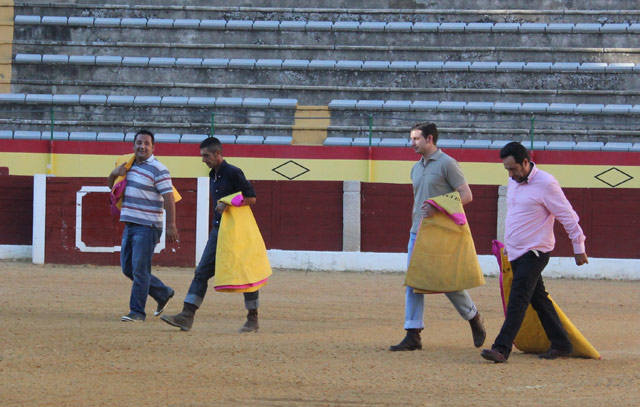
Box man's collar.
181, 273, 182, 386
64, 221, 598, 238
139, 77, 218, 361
420, 148, 441, 165
521, 162, 537, 183
135, 154, 155, 165
210, 160, 227, 177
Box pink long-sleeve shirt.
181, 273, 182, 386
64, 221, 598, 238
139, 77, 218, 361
505, 163, 586, 261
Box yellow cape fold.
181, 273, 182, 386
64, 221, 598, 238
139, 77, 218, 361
213, 192, 272, 293
496, 242, 601, 359
405, 191, 485, 293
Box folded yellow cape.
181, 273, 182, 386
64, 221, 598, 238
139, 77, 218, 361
406, 192, 485, 293
213, 192, 272, 293
110, 154, 181, 214
493, 240, 600, 359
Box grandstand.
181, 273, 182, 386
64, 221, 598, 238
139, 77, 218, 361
2, 0, 640, 147
1, 1, 640, 270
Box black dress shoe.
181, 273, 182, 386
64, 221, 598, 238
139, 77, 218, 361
538, 348, 573, 360
481, 348, 508, 363
389, 329, 422, 351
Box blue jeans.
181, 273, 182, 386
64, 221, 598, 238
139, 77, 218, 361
404, 232, 477, 329
121, 223, 173, 318
185, 226, 259, 310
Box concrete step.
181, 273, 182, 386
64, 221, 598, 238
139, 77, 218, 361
10, 74, 640, 105
12, 38, 640, 63
14, 2, 640, 23
4, 126, 635, 150
1, 101, 638, 142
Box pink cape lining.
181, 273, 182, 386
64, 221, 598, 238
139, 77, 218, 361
214, 277, 269, 291
425, 199, 467, 225
110, 179, 127, 216
230, 194, 245, 207
491, 239, 508, 318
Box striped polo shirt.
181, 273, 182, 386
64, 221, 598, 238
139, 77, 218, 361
120, 155, 173, 228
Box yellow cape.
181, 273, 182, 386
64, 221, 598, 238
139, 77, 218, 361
111, 154, 181, 212
406, 192, 485, 293
495, 241, 601, 359
213, 192, 272, 293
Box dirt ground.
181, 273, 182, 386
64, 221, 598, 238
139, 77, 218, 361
0, 261, 638, 407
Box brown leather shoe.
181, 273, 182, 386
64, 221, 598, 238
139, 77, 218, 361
481, 348, 508, 363
538, 347, 573, 360
239, 309, 259, 333
469, 312, 486, 348
389, 329, 422, 351
160, 312, 194, 331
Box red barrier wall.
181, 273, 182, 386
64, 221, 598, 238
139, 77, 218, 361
4, 174, 639, 264
0, 175, 33, 245
553, 188, 640, 258
253, 181, 343, 251
361, 184, 499, 254
44, 177, 197, 266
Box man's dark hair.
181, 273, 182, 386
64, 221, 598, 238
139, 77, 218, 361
200, 136, 222, 152
133, 129, 154, 144
410, 122, 438, 145
500, 141, 530, 164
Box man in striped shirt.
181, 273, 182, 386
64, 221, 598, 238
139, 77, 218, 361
108, 129, 179, 322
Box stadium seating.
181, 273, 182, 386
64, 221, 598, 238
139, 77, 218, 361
2, 126, 635, 151
5, 3, 640, 144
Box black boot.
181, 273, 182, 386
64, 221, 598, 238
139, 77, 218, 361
239, 309, 259, 333
389, 329, 422, 351
161, 302, 197, 331
469, 311, 486, 348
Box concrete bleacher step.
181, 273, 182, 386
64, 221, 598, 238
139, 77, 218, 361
3, 127, 633, 151
15, 15, 640, 35
327, 99, 640, 116
13, 40, 639, 64
0, 93, 298, 109
15, 53, 640, 74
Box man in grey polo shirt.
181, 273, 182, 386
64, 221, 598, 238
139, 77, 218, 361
389, 122, 486, 351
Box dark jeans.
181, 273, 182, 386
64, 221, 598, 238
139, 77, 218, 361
120, 223, 173, 317
493, 250, 572, 357
184, 226, 259, 309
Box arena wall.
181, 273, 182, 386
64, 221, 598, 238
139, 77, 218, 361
1, 139, 639, 278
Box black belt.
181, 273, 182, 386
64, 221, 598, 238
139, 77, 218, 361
124, 222, 149, 227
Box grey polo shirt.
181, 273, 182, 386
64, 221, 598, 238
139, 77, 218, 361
410, 149, 467, 234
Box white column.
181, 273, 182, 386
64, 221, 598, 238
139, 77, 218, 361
32, 174, 47, 264
342, 180, 361, 252
496, 185, 508, 244
195, 176, 210, 265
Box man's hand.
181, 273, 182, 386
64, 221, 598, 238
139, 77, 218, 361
421, 201, 436, 218
165, 224, 179, 244
110, 163, 126, 178
574, 253, 588, 266
108, 163, 127, 188
216, 201, 228, 213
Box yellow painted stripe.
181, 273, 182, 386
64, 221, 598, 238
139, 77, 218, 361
0, 1, 13, 93
291, 105, 330, 145
2, 152, 640, 188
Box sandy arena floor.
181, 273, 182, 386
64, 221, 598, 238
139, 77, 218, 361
0, 261, 638, 406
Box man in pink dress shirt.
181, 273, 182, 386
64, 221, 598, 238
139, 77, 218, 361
481, 142, 589, 363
